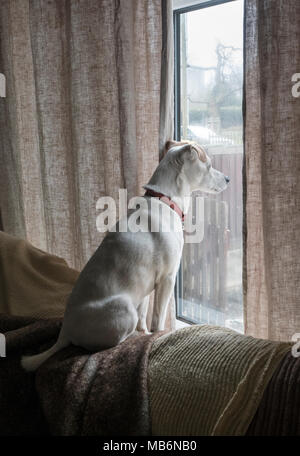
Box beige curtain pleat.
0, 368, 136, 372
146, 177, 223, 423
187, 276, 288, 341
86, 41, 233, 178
0, 0, 162, 268
0, 0, 175, 331
159, 0, 174, 158
0, 0, 47, 250
147, 0, 175, 331
244, 0, 300, 341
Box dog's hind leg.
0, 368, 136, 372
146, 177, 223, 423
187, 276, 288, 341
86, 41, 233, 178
68, 295, 139, 351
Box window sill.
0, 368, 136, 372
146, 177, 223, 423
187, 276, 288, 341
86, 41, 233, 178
175, 318, 191, 330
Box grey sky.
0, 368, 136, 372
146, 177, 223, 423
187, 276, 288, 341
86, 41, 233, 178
186, 0, 243, 68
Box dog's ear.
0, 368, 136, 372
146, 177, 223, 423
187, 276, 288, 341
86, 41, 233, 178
173, 143, 196, 168
166, 140, 207, 163
165, 139, 191, 152
191, 143, 207, 162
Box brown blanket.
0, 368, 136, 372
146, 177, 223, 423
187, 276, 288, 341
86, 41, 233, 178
0, 314, 164, 436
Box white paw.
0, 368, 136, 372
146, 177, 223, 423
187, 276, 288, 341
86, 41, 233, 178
138, 328, 152, 335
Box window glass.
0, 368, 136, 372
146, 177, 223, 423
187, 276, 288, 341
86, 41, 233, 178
176, 0, 244, 333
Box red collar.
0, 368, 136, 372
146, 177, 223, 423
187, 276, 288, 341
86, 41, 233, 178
144, 189, 185, 222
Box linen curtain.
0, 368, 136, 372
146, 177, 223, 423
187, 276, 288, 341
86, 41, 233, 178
0, 0, 174, 329
0, 0, 171, 269
244, 0, 300, 341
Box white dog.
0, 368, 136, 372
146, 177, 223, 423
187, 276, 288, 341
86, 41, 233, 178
21, 140, 229, 371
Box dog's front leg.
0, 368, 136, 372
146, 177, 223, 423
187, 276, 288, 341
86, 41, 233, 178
151, 275, 175, 332
137, 295, 151, 334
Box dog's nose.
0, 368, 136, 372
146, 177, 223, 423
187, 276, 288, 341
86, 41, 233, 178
225, 176, 230, 184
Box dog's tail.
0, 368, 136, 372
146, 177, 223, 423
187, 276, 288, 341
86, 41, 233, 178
21, 332, 69, 372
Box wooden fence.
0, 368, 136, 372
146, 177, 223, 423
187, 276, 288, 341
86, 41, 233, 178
177, 150, 243, 326
212, 150, 243, 249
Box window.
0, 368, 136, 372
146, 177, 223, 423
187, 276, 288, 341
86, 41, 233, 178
174, 0, 244, 333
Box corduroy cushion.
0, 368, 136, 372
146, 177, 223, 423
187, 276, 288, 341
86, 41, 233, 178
148, 325, 291, 435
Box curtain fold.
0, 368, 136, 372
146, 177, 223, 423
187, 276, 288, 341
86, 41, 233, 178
0, 0, 164, 270
244, 0, 300, 341
0, 0, 175, 331
159, 0, 174, 158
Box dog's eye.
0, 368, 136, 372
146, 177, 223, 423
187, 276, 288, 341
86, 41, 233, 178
207, 164, 212, 171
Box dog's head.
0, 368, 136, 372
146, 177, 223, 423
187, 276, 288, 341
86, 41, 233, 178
165, 140, 229, 194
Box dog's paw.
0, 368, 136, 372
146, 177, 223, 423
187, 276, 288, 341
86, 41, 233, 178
151, 326, 166, 332
139, 328, 153, 335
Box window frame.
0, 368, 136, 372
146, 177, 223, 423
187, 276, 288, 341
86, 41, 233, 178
173, 0, 241, 326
